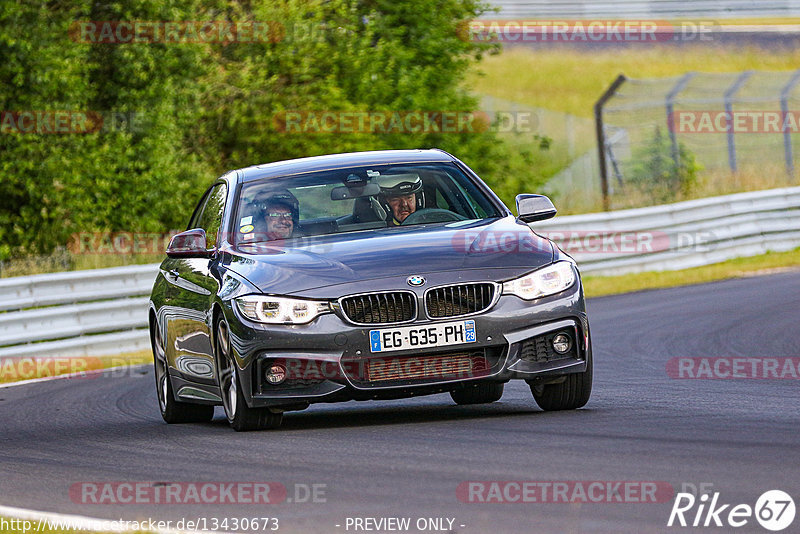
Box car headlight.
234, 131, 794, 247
235, 295, 331, 324
502, 261, 576, 300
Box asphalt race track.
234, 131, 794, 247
1, 271, 799, 534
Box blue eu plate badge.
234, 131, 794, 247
370, 330, 382, 352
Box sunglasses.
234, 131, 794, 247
266, 212, 293, 220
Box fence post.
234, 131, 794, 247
780, 69, 800, 177
724, 71, 754, 172
665, 72, 695, 170
595, 74, 627, 211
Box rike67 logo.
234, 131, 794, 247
668, 490, 795, 531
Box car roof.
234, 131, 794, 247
236, 149, 456, 183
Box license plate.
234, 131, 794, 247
369, 320, 476, 353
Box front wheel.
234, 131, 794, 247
528, 352, 592, 411
215, 319, 283, 431
152, 321, 214, 424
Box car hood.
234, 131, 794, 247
225, 217, 553, 295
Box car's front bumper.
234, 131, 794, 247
224, 280, 590, 409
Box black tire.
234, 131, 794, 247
151, 320, 214, 424
215, 319, 283, 432
450, 382, 505, 405
529, 352, 593, 411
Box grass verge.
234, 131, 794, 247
583, 247, 800, 298
602, 165, 799, 213
469, 46, 800, 118
0, 351, 152, 385
0, 253, 163, 278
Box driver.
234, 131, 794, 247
257, 190, 299, 240
378, 174, 424, 226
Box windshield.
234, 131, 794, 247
233, 162, 503, 244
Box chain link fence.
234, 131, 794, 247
479, 96, 599, 213
543, 70, 800, 212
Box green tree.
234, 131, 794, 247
0, 0, 218, 259
0, 2, 93, 258
0, 0, 541, 261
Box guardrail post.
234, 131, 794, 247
665, 72, 695, 170
780, 69, 800, 178
595, 74, 627, 211
724, 71, 754, 173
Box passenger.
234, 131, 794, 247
260, 190, 299, 240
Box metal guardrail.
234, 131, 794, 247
0, 297, 150, 346
535, 187, 800, 275
0, 187, 798, 360
0, 265, 158, 360
0, 330, 153, 360
487, 0, 800, 18
0, 264, 158, 312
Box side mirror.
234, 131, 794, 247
166, 229, 213, 258
515, 194, 557, 223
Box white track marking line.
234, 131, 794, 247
0, 364, 149, 389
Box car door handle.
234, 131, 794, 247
166, 269, 180, 279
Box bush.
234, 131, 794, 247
625, 126, 700, 203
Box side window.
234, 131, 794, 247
188, 192, 210, 230
194, 184, 228, 248
433, 175, 478, 219
451, 176, 486, 218
435, 189, 450, 210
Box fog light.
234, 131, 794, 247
266, 364, 287, 385
552, 333, 572, 354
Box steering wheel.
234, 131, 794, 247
401, 208, 468, 225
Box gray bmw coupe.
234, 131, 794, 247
149, 149, 592, 431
